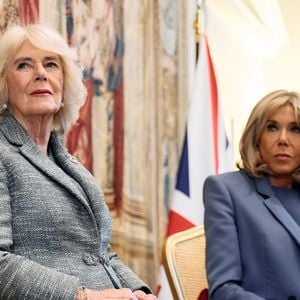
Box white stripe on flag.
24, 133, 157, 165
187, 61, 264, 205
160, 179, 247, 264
188, 34, 215, 225
157, 34, 234, 299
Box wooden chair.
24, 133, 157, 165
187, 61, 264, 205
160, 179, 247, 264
162, 225, 208, 300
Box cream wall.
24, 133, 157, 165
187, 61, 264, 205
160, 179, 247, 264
264, 1, 300, 92
205, 0, 300, 164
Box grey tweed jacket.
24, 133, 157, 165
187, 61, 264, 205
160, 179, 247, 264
0, 112, 151, 299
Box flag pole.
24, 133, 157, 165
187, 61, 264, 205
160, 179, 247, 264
193, 4, 201, 60
193, 1, 203, 60
193, 4, 201, 43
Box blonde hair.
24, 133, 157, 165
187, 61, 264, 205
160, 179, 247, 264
238, 89, 300, 177
0, 23, 87, 133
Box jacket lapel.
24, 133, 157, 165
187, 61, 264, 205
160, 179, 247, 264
0, 112, 92, 212
49, 132, 110, 239
255, 176, 300, 246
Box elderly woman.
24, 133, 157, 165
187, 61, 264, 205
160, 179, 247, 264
204, 90, 300, 300
0, 23, 156, 300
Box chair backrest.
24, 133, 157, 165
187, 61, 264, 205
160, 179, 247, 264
162, 225, 208, 300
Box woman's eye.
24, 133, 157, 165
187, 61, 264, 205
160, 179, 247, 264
266, 123, 277, 131
17, 62, 31, 69
290, 125, 300, 133
45, 61, 59, 68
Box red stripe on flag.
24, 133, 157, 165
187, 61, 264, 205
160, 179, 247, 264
156, 284, 161, 295
166, 210, 195, 236
158, 33, 234, 300
204, 36, 219, 173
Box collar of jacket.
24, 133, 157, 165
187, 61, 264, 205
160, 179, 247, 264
254, 175, 274, 198
253, 172, 300, 245
0, 110, 33, 146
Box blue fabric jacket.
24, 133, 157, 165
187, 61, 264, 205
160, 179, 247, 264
204, 171, 300, 300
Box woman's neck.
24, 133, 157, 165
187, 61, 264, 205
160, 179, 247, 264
269, 175, 293, 188
11, 112, 53, 155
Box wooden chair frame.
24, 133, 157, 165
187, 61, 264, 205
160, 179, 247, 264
162, 225, 208, 300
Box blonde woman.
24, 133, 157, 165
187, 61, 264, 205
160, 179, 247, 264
204, 90, 300, 299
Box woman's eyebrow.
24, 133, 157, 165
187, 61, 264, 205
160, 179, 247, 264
12, 57, 33, 65
13, 56, 60, 65
43, 56, 61, 61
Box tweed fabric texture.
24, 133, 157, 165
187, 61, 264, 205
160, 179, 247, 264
0, 112, 150, 299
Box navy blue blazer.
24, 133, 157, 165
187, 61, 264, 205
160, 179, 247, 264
204, 171, 300, 300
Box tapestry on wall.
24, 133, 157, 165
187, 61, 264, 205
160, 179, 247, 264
0, 0, 191, 290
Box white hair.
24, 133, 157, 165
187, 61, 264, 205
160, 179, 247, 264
0, 23, 87, 133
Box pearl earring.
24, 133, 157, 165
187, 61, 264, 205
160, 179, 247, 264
60, 102, 64, 108
1, 103, 7, 110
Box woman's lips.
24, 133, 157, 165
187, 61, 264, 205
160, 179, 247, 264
30, 89, 52, 95
275, 153, 291, 160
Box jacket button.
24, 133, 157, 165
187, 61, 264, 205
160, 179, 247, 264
99, 255, 110, 266
66, 153, 79, 163
82, 253, 98, 266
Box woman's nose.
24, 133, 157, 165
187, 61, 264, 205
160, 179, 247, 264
278, 129, 289, 145
34, 65, 47, 81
